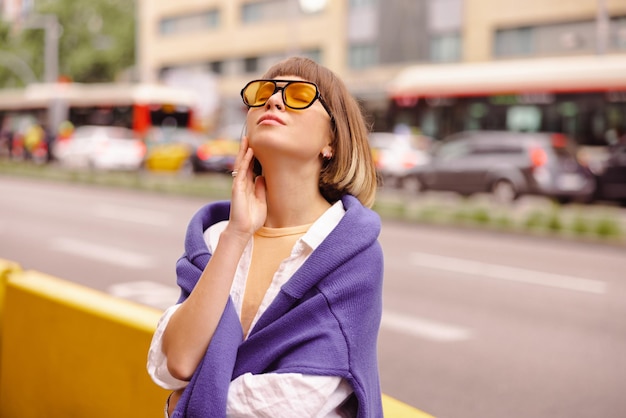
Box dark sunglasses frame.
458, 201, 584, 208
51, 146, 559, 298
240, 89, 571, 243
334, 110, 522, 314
240, 79, 333, 120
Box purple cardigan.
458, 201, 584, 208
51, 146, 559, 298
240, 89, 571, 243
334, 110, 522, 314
171, 194, 384, 418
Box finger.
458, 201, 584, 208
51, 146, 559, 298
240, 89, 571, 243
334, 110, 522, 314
232, 148, 254, 186
233, 135, 249, 171
241, 148, 255, 180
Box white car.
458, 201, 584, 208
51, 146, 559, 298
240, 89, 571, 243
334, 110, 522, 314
53, 125, 146, 171
369, 132, 432, 188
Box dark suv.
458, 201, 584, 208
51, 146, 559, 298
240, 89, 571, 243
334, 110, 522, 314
594, 142, 626, 205
400, 131, 596, 204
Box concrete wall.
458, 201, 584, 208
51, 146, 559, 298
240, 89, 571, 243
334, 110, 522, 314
0, 259, 433, 418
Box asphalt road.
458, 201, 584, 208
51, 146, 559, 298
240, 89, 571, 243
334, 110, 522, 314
1, 176, 625, 418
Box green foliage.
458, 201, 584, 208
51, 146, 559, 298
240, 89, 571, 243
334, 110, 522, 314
0, 19, 24, 87
546, 211, 563, 232
451, 207, 470, 223
492, 213, 514, 229
470, 206, 491, 225
571, 214, 590, 236
0, 0, 135, 86
594, 216, 621, 238
523, 210, 546, 230
452, 205, 491, 225
416, 205, 441, 222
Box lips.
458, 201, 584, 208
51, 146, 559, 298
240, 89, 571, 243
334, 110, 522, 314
257, 113, 285, 125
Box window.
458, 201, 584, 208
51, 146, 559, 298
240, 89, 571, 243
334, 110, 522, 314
349, 0, 378, 8
241, 3, 262, 22
436, 140, 471, 161
612, 16, 626, 50
244, 57, 259, 73
348, 44, 378, 69
209, 61, 223, 75
494, 17, 626, 58
301, 49, 321, 63
507, 106, 542, 132
464, 102, 488, 130
159, 10, 220, 35
494, 27, 533, 57
241, 0, 289, 24
428, 0, 462, 62
430, 32, 461, 62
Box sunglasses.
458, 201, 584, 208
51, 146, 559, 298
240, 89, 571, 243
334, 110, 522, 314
241, 79, 333, 119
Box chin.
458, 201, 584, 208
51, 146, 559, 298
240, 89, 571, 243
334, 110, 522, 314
248, 130, 285, 149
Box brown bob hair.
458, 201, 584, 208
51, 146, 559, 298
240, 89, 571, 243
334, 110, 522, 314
260, 56, 378, 208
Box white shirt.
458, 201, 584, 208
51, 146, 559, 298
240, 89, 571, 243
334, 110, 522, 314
147, 201, 355, 417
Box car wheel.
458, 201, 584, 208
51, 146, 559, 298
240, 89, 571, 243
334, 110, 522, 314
491, 179, 517, 204
401, 174, 423, 194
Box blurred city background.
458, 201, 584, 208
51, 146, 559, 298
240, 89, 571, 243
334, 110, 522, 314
0, 0, 626, 203
0, 0, 625, 208
1, 1, 626, 417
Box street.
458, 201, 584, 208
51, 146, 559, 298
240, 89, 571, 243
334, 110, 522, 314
1, 176, 625, 418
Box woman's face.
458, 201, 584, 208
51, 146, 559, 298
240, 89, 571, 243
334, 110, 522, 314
245, 76, 332, 168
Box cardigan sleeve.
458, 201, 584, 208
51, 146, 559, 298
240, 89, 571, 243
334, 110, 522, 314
147, 304, 354, 417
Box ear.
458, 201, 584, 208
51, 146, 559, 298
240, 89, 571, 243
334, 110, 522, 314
321, 146, 333, 160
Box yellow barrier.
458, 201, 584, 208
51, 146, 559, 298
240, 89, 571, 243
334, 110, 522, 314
0, 270, 169, 417
0, 266, 433, 417
382, 394, 435, 417
0, 258, 23, 381
0, 258, 21, 313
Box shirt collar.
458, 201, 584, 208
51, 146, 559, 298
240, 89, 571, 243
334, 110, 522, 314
300, 200, 345, 251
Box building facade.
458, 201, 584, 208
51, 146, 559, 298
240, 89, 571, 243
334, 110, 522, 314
136, 0, 626, 132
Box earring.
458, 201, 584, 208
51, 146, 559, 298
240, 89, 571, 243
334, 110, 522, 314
322, 150, 333, 160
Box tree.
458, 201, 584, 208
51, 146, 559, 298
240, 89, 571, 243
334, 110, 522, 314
0, 19, 28, 87
0, 0, 135, 86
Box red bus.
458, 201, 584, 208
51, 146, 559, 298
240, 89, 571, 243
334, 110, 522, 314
387, 54, 626, 153
0, 82, 199, 161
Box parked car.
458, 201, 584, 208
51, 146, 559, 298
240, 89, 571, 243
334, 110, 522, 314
189, 136, 240, 174
52, 125, 146, 171
400, 131, 596, 204
142, 127, 207, 173
143, 126, 240, 175
369, 132, 431, 188
593, 142, 626, 205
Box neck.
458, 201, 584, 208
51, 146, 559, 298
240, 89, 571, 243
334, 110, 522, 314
262, 170, 332, 228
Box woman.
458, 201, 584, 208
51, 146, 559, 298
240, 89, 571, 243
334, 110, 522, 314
147, 56, 384, 418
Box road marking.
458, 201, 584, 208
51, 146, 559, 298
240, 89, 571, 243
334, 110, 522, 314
381, 310, 472, 342
93, 204, 172, 227
50, 237, 155, 269
108, 281, 179, 310
410, 252, 606, 294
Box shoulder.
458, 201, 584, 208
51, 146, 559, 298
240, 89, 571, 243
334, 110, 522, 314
340, 195, 381, 236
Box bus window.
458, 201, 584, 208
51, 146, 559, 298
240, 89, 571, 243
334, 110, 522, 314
420, 108, 438, 138
69, 106, 133, 129
605, 105, 626, 145
465, 102, 488, 131
592, 110, 606, 143
558, 101, 579, 140
506, 105, 541, 132
150, 105, 190, 129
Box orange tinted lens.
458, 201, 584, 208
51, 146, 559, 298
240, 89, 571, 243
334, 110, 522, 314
244, 81, 276, 106
284, 82, 317, 108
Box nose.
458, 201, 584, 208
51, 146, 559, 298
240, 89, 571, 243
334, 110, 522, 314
264, 88, 284, 110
